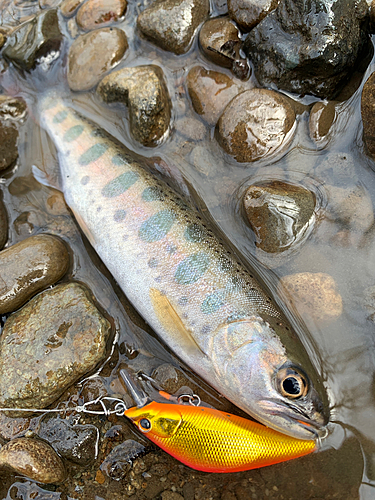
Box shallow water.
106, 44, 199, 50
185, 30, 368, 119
1, 1, 375, 498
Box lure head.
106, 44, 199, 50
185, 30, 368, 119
125, 402, 183, 440
210, 318, 329, 440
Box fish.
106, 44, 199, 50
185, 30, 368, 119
36, 95, 329, 440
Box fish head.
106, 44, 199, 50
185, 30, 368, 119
125, 402, 183, 439
210, 318, 329, 440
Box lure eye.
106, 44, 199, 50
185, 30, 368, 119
139, 418, 152, 432
276, 367, 309, 399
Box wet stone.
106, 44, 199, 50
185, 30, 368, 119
243, 181, 316, 253
0, 437, 66, 483
2, 9, 62, 71
100, 440, 147, 480
278, 272, 343, 323
39, 0, 62, 8
67, 27, 128, 92
243, 0, 370, 99
0, 191, 8, 250
187, 66, 244, 126
216, 88, 295, 163
361, 71, 375, 157
309, 100, 338, 146
38, 418, 98, 465
228, 0, 280, 32
137, 0, 210, 55
76, 0, 127, 31
60, 0, 86, 17
0, 122, 18, 171
0, 234, 70, 314
0, 283, 111, 412
0, 95, 27, 121
98, 65, 171, 146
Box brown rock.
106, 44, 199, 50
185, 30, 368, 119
278, 272, 343, 323
0, 234, 70, 314
0, 122, 18, 171
216, 89, 296, 162
0, 192, 8, 250
0, 95, 27, 121
60, 0, 86, 17
361, 72, 375, 157
67, 27, 128, 91
228, 0, 279, 31
309, 100, 338, 145
76, 0, 127, 31
39, 0, 62, 8
187, 66, 244, 126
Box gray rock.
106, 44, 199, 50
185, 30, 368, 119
0, 191, 8, 250
3, 9, 62, 71
228, 0, 279, 32
0, 122, 18, 171
0, 283, 111, 412
243, 0, 370, 98
137, 0, 210, 55
0, 437, 66, 483
216, 88, 295, 162
76, 0, 127, 31
98, 65, 171, 146
67, 27, 128, 91
0, 234, 70, 314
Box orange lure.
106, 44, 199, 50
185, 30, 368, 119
124, 401, 316, 473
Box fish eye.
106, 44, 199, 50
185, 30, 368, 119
276, 367, 309, 399
139, 418, 152, 432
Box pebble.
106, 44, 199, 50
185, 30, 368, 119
278, 272, 343, 323
137, 0, 210, 55
67, 27, 128, 91
60, 0, 86, 17
216, 89, 295, 162
39, 0, 62, 8
0, 437, 66, 483
186, 66, 244, 126
0, 122, 18, 171
76, 0, 127, 31
309, 100, 338, 145
97, 65, 171, 146
0, 283, 111, 412
243, 181, 316, 253
2, 9, 62, 71
0, 234, 70, 314
100, 440, 146, 480
0, 192, 8, 250
228, 0, 280, 32
161, 492, 184, 500
361, 71, 375, 157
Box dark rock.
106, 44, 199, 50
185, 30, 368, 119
60, 0, 86, 17
0, 122, 18, 171
243, 181, 316, 253
3, 9, 62, 71
76, 0, 127, 31
137, 0, 210, 55
67, 27, 128, 91
0, 437, 66, 483
38, 418, 98, 465
0, 283, 111, 412
0, 234, 70, 314
216, 88, 295, 162
309, 100, 338, 145
243, 0, 370, 99
0, 95, 27, 121
97, 65, 171, 146
0, 191, 8, 250
228, 0, 279, 32
361, 71, 375, 157
100, 440, 146, 480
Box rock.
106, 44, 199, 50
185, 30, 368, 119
216, 88, 295, 163
76, 0, 127, 31
2, 9, 62, 71
100, 440, 147, 480
198, 17, 249, 79
0, 122, 18, 171
0, 234, 70, 314
60, 0, 86, 17
38, 418, 98, 465
187, 66, 244, 126
228, 0, 279, 32
39, 0, 62, 8
0, 283, 111, 412
67, 27, 128, 92
0, 437, 66, 483
137, 0, 209, 55
278, 272, 343, 323
161, 492, 184, 500
0, 191, 8, 250
309, 100, 338, 145
243, 0, 370, 99
0, 95, 27, 121
361, 71, 375, 157
97, 65, 171, 146
243, 181, 316, 253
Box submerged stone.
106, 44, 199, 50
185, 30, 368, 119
0, 191, 8, 250
76, 0, 127, 31
309, 100, 338, 146
0, 122, 18, 171
100, 440, 147, 480
0, 283, 111, 412
0, 96, 27, 121
228, 0, 279, 32
361, 71, 375, 158
60, 0, 86, 17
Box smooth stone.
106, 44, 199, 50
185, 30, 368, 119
187, 66, 244, 126
243, 181, 316, 253
216, 88, 295, 163
309, 100, 338, 145
2, 9, 62, 71
100, 440, 147, 480
0, 234, 70, 314
243, 0, 370, 99
39, 0, 62, 8
0, 95, 27, 121
361, 71, 375, 157
67, 27, 128, 91
137, 0, 210, 55
60, 0, 86, 17
76, 0, 127, 31
0, 33, 6, 50
0, 122, 18, 171
0, 437, 66, 483
278, 272, 343, 323
0, 192, 8, 250
228, 0, 279, 32
198, 17, 249, 79
97, 65, 171, 146
0, 283, 110, 412
38, 418, 98, 465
